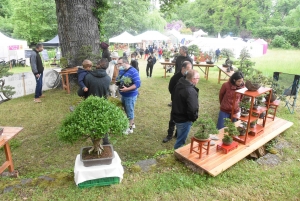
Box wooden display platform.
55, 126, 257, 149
174, 117, 293, 177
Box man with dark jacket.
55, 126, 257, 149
84, 58, 111, 98
162, 61, 192, 143
30, 43, 44, 103
172, 70, 200, 149
174, 46, 193, 74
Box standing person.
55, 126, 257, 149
130, 53, 139, 72
139, 47, 144, 59
146, 53, 156, 78
175, 46, 193, 74
30, 43, 44, 103
144, 47, 149, 60
158, 47, 163, 60
215, 48, 221, 62
100, 42, 111, 62
149, 45, 154, 54
172, 70, 200, 149
217, 71, 245, 129
162, 61, 192, 143
77, 60, 93, 98
116, 57, 141, 134
106, 52, 119, 97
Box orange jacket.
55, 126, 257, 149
219, 81, 244, 114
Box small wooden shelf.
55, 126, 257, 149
249, 124, 264, 135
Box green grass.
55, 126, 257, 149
0, 49, 299, 200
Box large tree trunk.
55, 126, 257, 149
55, 0, 100, 67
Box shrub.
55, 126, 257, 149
271, 35, 292, 49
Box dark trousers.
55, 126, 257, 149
34, 72, 43, 98
146, 64, 153, 77
167, 113, 177, 138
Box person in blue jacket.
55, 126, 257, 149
77, 60, 92, 97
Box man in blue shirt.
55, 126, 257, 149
117, 57, 141, 134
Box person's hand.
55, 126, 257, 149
119, 86, 128, 92
36, 74, 40, 78
84, 87, 88, 92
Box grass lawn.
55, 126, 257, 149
0, 49, 299, 200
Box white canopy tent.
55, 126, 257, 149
193, 29, 208, 38
109, 31, 141, 43
0, 32, 28, 62
136, 31, 169, 41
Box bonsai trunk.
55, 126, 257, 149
88, 138, 104, 155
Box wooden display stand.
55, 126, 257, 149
267, 100, 280, 121
216, 141, 239, 154
190, 137, 211, 159
59, 67, 78, 94
231, 87, 273, 144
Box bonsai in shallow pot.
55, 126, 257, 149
223, 118, 239, 145
239, 97, 251, 117
193, 115, 219, 141
57, 96, 128, 166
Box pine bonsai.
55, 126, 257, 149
0, 62, 15, 102
57, 96, 128, 155
193, 115, 219, 140
223, 118, 239, 144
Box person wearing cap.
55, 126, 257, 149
106, 52, 119, 97
100, 42, 111, 62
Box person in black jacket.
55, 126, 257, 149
172, 70, 200, 149
174, 46, 193, 74
146, 53, 156, 77
162, 61, 192, 143
30, 43, 44, 103
130, 53, 139, 72
100, 42, 111, 62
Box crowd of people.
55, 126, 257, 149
30, 42, 243, 150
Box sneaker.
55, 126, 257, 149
162, 137, 172, 143
132, 123, 136, 129
123, 127, 133, 135
34, 98, 42, 103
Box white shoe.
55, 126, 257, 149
123, 127, 133, 135
132, 124, 136, 129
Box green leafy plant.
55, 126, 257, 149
239, 97, 251, 115
163, 49, 171, 59
237, 122, 247, 136
188, 45, 200, 57
57, 96, 128, 155
223, 118, 239, 144
123, 76, 132, 86
193, 115, 219, 140
0, 62, 15, 101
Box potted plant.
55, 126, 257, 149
188, 45, 200, 58
205, 50, 215, 64
239, 97, 251, 117
193, 115, 219, 141
253, 96, 263, 110
116, 76, 133, 89
221, 48, 234, 71
250, 120, 257, 128
163, 50, 171, 62
237, 122, 247, 136
223, 118, 239, 145
266, 80, 286, 102
57, 96, 128, 166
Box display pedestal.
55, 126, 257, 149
74, 151, 124, 188
216, 141, 239, 154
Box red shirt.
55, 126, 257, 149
219, 81, 245, 114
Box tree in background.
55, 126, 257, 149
11, 0, 57, 45
0, 0, 13, 36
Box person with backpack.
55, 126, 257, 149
146, 53, 156, 78
144, 47, 149, 60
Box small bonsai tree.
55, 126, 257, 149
223, 118, 239, 144
239, 97, 251, 116
188, 45, 200, 57
163, 49, 171, 60
193, 115, 219, 140
237, 122, 247, 136
0, 62, 15, 102
57, 96, 128, 155
221, 48, 234, 67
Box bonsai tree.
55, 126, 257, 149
187, 45, 200, 57
221, 48, 234, 69
223, 118, 239, 145
270, 80, 286, 101
193, 115, 219, 140
239, 97, 251, 116
57, 96, 128, 155
237, 122, 247, 136
0, 62, 15, 102
163, 49, 171, 60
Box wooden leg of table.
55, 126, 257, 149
66, 74, 70, 94
4, 143, 14, 172
164, 65, 167, 78
218, 69, 221, 84
205, 67, 209, 81
61, 74, 65, 90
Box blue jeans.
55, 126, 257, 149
174, 121, 192, 149
121, 95, 137, 120
34, 72, 43, 98
217, 111, 237, 129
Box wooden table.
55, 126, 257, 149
160, 62, 174, 78
193, 63, 215, 81
217, 65, 235, 84
60, 67, 78, 94
0, 127, 23, 174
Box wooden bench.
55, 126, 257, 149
0, 127, 23, 175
